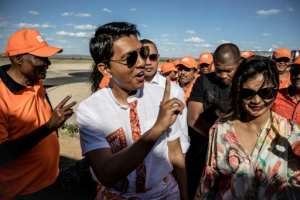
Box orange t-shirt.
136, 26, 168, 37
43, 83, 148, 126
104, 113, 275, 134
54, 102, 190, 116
272, 88, 300, 125
98, 74, 111, 89
0, 67, 59, 199
183, 74, 200, 102
279, 73, 291, 89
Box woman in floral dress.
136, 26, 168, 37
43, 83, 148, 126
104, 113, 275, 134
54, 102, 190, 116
195, 56, 300, 200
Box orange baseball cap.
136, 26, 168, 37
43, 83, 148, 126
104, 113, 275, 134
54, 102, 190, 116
241, 51, 255, 59
160, 62, 177, 74
177, 56, 198, 68
199, 52, 213, 65
3, 28, 62, 57
273, 48, 291, 59
293, 56, 300, 65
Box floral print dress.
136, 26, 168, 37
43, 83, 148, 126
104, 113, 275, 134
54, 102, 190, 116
195, 112, 300, 200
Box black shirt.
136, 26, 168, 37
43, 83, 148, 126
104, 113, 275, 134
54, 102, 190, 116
189, 72, 232, 126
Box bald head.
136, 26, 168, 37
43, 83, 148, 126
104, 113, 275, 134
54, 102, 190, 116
213, 43, 240, 65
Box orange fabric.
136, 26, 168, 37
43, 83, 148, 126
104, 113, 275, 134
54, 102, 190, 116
183, 75, 199, 102
294, 56, 300, 65
177, 56, 198, 69
199, 52, 213, 65
240, 51, 255, 59
99, 75, 111, 89
3, 28, 62, 57
0, 80, 59, 199
129, 101, 146, 193
272, 89, 300, 125
279, 73, 291, 89
160, 62, 177, 74
273, 48, 291, 59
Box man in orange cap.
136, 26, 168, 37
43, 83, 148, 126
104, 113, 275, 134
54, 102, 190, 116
177, 56, 199, 101
241, 51, 255, 59
273, 48, 292, 88
0, 28, 76, 199
272, 56, 300, 124
198, 52, 213, 75
160, 61, 178, 82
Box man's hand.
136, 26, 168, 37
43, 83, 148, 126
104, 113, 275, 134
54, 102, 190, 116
46, 95, 76, 130
154, 78, 184, 133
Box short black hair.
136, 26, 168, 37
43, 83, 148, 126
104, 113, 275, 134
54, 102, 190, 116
89, 22, 140, 92
213, 43, 241, 65
140, 39, 158, 51
225, 55, 279, 120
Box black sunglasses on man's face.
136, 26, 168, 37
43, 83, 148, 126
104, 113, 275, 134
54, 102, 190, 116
109, 46, 149, 68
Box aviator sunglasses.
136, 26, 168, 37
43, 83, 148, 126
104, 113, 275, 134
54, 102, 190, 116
240, 87, 277, 100
109, 46, 149, 68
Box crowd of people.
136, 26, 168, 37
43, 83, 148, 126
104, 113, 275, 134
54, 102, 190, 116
0, 21, 300, 200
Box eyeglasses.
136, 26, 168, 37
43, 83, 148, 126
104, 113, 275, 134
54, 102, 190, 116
147, 54, 159, 62
275, 58, 290, 63
240, 87, 277, 100
109, 46, 149, 68
199, 63, 210, 68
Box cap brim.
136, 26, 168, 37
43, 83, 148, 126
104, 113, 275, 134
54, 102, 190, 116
30, 46, 63, 57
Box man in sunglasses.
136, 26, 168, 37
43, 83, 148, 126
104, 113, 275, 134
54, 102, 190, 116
77, 22, 188, 199
272, 48, 292, 89
177, 56, 199, 102
140, 39, 190, 155
186, 43, 241, 199
198, 52, 214, 75
273, 56, 300, 124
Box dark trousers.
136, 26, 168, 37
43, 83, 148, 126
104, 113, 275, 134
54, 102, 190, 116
186, 128, 208, 200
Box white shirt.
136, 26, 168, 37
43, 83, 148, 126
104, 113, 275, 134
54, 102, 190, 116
149, 73, 190, 153
76, 83, 186, 194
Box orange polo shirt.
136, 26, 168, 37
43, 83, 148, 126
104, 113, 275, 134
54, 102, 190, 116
0, 65, 59, 199
183, 74, 200, 102
272, 87, 300, 125
279, 73, 291, 89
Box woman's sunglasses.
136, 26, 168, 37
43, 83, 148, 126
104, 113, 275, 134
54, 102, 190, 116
240, 87, 277, 100
109, 46, 149, 68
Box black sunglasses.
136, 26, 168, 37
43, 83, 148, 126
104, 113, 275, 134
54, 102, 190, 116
147, 54, 159, 62
199, 63, 210, 68
275, 58, 290, 63
240, 87, 277, 100
109, 46, 149, 68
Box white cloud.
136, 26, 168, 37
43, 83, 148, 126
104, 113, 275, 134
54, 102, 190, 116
262, 33, 271, 37
74, 24, 96, 30
18, 22, 55, 28
141, 24, 148, 28
29, 10, 39, 15
129, 8, 137, 12
272, 44, 279, 48
288, 7, 294, 12
76, 13, 91, 17
201, 43, 213, 48
164, 42, 176, 46
184, 36, 205, 43
186, 30, 195, 34
256, 9, 280, 16
61, 12, 91, 17
219, 39, 231, 43
102, 8, 112, 13
56, 31, 93, 38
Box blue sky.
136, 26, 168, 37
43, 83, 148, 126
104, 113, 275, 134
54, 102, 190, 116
0, 0, 299, 57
